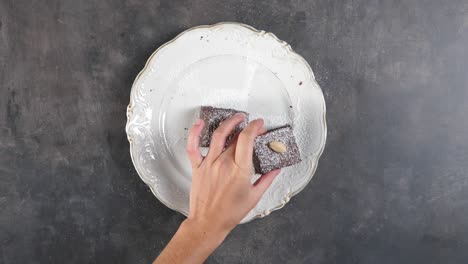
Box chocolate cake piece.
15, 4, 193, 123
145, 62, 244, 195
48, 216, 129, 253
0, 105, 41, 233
199, 106, 249, 147
253, 125, 301, 174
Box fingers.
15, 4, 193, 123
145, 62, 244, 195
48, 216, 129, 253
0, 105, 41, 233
206, 113, 245, 160
220, 133, 239, 158
251, 169, 281, 202
219, 121, 266, 163
234, 119, 264, 167
186, 119, 205, 167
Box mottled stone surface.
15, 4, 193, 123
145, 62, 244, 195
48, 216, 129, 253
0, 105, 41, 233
1, 0, 468, 263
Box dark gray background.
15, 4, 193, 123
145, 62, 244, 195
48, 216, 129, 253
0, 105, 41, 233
1, 0, 468, 263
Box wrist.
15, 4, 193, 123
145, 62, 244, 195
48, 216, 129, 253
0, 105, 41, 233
180, 218, 230, 250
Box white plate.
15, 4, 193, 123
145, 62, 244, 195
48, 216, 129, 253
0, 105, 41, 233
126, 22, 327, 223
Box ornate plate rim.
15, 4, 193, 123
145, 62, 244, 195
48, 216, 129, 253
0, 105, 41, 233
126, 22, 327, 223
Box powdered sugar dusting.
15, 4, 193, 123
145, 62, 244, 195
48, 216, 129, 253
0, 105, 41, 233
253, 125, 302, 174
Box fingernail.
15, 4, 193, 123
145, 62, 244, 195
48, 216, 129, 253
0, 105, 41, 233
254, 118, 264, 123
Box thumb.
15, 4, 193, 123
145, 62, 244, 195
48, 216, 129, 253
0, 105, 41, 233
251, 169, 281, 202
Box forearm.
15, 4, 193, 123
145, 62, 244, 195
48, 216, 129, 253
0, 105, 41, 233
153, 219, 228, 264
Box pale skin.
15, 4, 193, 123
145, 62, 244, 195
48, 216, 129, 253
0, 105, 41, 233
154, 114, 280, 264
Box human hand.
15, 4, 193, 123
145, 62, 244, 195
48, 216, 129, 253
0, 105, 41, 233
153, 115, 280, 264
185, 114, 281, 237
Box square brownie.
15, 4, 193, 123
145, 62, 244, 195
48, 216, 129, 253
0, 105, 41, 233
253, 125, 302, 174
199, 106, 249, 147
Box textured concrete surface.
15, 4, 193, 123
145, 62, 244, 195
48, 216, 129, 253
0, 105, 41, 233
2, 0, 468, 263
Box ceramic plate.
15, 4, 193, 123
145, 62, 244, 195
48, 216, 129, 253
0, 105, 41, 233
126, 22, 326, 223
